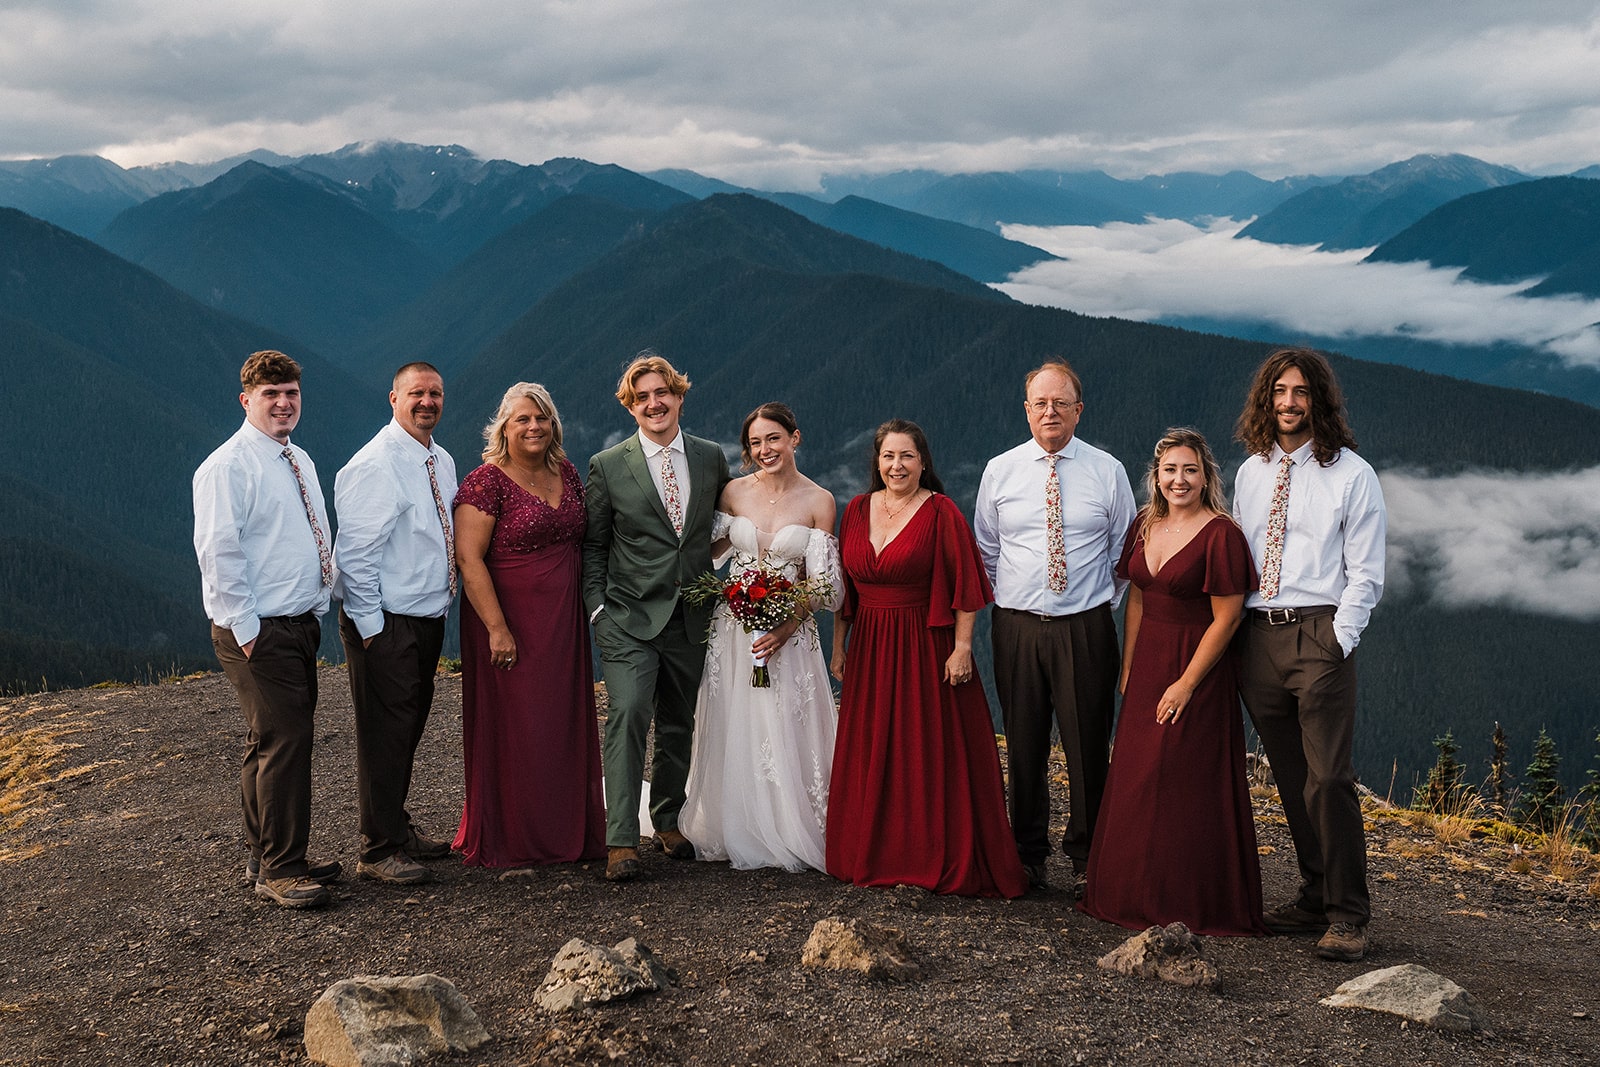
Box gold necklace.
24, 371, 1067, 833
755, 472, 793, 505
882, 488, 921, 519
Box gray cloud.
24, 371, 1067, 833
997, 219, 1600, 369
1381, 466, 1600, 619
3, 2, 1600, 182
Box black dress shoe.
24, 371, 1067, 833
1023, 863, 1049, 890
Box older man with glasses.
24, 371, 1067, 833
974, 359, 1135, 894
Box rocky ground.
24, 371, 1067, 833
1, 668, 1596, 1066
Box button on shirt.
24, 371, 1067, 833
193, 421, 334, 647
333, 420, 458, 640
638, 428, 691, 517
975, 436, 1136, 615
1234, 441, 1386, 656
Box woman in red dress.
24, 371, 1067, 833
1079, 427, 1267, 935
451, 382, 606, 867
827, 419, 1027, 898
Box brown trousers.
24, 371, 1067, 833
213, 614, 320, 880
991, 603, 1118, 870
1239, 608, 1369, 925
339, 609, 446, 864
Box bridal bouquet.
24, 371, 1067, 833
683, 564, 834, 687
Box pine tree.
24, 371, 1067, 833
1578, 728, 1600, 847
1415, 730, 1467, 813
1515, 727, 1566, 834
1488, 721, 1511, 816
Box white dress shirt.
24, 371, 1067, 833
974, 435, 1136, 615
332, 419, 458, 640
1234, 441, 1386, 656
193, 421, 333, 647
639, 428, 691, 515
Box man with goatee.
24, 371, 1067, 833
1233, 347, 1386, 962
333, 361, 458, 886
194, 350, 338, 908
975, 359, 1135, 893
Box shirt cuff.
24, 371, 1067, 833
231, 616, 262, 649
589, 604, 606, 624
351, 609, 386, 641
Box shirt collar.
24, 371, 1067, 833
241, 419, 294, 456
638, 428, 685, 457
1029, 435, 1080, 461
1270, 439, 1316, 465
384, 418, 436, 462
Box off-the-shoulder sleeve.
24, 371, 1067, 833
927, 494, 994, 628
1202, 517, 1258, 597
1115, 511, 1145, 582
836, 495, 868, 622
710, 511, 738, 567
454, 463, 505, 518
804, 528, 844, 612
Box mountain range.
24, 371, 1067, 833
2, 141, 1599, 790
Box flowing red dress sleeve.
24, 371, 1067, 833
836, 494, 868, 622
1203, 517, 1259, 597
1114, 509, 1146, 582
927, 494, 994, 628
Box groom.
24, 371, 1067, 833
584, 350, 730, 881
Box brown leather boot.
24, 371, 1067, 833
605, 846, 643, 881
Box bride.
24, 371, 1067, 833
679, 402, 842, 871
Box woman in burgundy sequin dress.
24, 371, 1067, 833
451, 382, 605, 866
826, 419, 1027, 899
1079, 428, 1267, 935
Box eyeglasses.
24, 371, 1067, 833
1028, 399, 1081, 414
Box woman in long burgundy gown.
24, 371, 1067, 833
452, 382, 605, 867
827, 419, 1027, 899
1079, 428, 1267, 935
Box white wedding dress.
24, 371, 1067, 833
679, 512, 844, 871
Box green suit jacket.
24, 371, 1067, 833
583, 431, 731, 641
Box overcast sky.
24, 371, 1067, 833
3, 1, 1600, 185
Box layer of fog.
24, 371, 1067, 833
999, 218, 1600, 369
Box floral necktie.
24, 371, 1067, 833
281, 446, 333, 588
661, 449, 684, 536
1045, 454, 1067, 593
1260, 455, 1294, 600
426, 454, 458, 598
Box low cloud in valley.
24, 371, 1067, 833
1381, 465, 1600, 619
998, 219, 1600, 369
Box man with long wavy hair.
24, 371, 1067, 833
1232, 347, 1386, 962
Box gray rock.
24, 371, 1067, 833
534, 937, 676, 1012
800, 916, 921, 981
303, 974, 490, 1067
1321, 963, 1488, 1032
1096, 923, 1220, 990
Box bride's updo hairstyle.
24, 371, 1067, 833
867, 418, 946, 495
739, 402, 800, 471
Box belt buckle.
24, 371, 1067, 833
1265, 607, 1298, 625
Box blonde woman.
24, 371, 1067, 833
451, 382, 604, 867
1079, 427, 1266, 935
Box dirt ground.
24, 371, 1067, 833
1, 668, 1596, 1066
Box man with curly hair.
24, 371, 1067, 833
1232, 347, 1386, 962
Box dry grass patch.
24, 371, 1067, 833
0, 703, 105, 853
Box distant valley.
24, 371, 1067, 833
2, 141, 1598, 791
